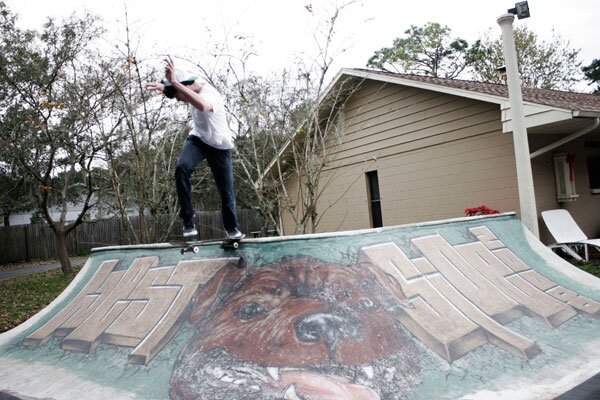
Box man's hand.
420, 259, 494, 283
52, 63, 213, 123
145, 55, 175, 94
164, 55, 176, 83
146, 81, 165, 93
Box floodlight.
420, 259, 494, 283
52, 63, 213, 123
508, 1, 530, 19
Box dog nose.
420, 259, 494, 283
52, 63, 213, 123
295, 313, 361, 346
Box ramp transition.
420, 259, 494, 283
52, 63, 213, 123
1, 213, 600, 399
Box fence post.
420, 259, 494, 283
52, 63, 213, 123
24, 224, 30, 261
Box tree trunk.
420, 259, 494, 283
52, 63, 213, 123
3, 213, 9, 227
55, 230, 73, 275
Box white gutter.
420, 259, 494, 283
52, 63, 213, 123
573, 110, 600, 118
530, 117, 600, 159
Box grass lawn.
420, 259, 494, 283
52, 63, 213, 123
574, 261, 600, 278
0, 265, 82, 333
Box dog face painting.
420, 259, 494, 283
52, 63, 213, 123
169, 256, 421, 400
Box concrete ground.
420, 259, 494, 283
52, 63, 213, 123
0, 257, 88, 280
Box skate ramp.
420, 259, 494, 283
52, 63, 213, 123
1, 212, 600, 400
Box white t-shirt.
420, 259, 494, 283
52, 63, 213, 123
189, 84, 233, 150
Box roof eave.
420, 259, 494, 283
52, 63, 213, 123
339, 68, 506, 106
342, 68, 600, 129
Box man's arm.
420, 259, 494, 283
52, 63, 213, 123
165, 56, 213, 112
173, 81, 214, 112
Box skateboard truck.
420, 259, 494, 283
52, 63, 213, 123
169, 240, 200, 255
181, 245, 199, 255
221, 238, 242, 250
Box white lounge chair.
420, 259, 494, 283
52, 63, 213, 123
541, 209, 600, 262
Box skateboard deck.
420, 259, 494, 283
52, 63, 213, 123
170, 236, 244, 254
169, 238, 246, 269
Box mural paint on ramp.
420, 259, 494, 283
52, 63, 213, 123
1, 213, 599, 399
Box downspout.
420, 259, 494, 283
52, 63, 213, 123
530, 117, 600, 159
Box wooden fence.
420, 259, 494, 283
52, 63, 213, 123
0, 209, 266, 265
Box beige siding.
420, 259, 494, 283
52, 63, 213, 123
280, 175, 299, 235
281, 81, 521, 234
311, 164, 372, 231
279, 164, 372, 235
280, 79, 599, 244
378, 132, 519, 225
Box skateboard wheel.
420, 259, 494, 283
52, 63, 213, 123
232, 242, 239, 249
193, 246, 199, 253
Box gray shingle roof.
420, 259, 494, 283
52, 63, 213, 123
352, 68, 600, 112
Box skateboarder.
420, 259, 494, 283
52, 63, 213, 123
146, 56, 244, 240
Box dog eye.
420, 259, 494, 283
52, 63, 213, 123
238, 303, 268, 320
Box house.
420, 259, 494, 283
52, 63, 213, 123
277, 68, 600, 245
5, 194, 129, 226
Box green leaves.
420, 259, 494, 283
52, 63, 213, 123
466, 26, 582, 90
366, 22, 470, 78
582, 59, 600, 94
367, 21, 584, 91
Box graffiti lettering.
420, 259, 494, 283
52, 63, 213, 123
23, 257, 237, 365
359, 226, 600, 362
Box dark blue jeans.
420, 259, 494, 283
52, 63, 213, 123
175, 136, 238, 232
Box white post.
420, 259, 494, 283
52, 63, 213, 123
497, 13, 539, 238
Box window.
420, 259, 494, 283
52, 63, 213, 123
553, 153, 578, 202
366, 171, 383, 228
585, 141, 600, 194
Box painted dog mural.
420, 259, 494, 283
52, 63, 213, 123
18, 224, 600, 399
169, 256, 422, 399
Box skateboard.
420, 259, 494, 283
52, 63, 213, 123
170, 236, 244, 254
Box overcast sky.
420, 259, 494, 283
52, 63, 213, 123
4, 0, 600, 90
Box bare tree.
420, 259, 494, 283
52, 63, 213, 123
171, 25, 289, 235
189, 1, 365, 235
143, 1, 366, 236
228, 71, 297, 235
97, 7, 210, 244
0, 7, 112, 273
225, 1, 368, 235
267, 1, 368, 234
